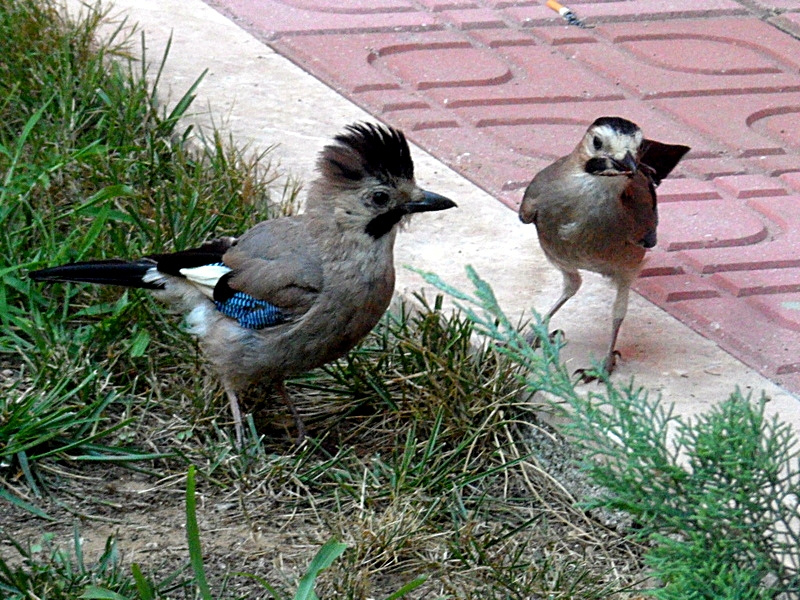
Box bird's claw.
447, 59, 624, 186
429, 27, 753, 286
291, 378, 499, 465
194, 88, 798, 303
573, 350, 620, 383
573, 367, 602, 384
525, 328, 565, 349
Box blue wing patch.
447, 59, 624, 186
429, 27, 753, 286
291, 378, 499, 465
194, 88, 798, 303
214, 292, 289, 330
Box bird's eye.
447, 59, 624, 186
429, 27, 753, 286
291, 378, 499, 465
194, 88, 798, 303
372, 191, 390, 206
592, 136, 603, 150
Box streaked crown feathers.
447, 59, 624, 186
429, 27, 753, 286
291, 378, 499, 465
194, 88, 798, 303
319, 122, 414, 187
590, 116, 641, 137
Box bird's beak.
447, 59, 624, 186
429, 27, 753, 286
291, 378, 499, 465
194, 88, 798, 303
403, 190, 457, 214
612, 151, 638, 175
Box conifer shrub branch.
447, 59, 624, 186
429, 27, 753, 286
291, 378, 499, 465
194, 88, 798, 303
418, 266, 800, 598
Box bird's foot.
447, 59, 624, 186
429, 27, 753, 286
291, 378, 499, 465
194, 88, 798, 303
524, 328, 564, 349
573, 350, 620, 383
283, 398, 307, 446
573, 367, 601, 384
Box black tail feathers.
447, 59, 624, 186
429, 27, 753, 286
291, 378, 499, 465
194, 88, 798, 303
639, 140, 691, 185
29, 258, 163, 289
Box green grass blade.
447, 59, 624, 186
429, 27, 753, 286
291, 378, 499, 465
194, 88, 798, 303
294, 539, 347, 600
131, 563, 155, 600
235, 571, 287, 600
165, 69, 208, 126
70, 451, 173, 462
185, 465, 213, 600
80, 585, 128, 599
0, 98, 51, 206
0, 487, 53, 521
383, 574, 428, 600
15, 451, 41, 498
74, 525, 86, 573
69, 184, 137, 218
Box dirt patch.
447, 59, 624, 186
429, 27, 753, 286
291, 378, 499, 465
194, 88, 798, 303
0, 463, 329, 597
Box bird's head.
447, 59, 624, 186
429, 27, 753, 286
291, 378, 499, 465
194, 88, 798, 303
311, 122, 456, 238
580, 116, 643, 177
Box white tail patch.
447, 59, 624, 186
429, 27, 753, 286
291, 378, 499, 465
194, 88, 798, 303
179, 264, 232, 298
142, 267, 169, 287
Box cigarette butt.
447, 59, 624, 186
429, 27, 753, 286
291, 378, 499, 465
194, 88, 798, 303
545, 0, 593, 28
546, 0, 570, 16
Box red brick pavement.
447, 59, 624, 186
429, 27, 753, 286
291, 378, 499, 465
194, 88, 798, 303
205, 0, 800, 394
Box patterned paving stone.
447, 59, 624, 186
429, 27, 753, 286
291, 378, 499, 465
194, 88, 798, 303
775, 13, 800, 38
501, 0, 748, 25
711, 268, 800, 297
654, 92, 800, 168
562, 21, 800, 100
206, 0, 800, 397
657, 200, 768, 252
656, 294, 800, 386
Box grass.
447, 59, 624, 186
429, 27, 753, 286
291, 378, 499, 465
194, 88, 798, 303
0, 466, 428, 600
0, 0, 295, 493
2, 1, 797, 599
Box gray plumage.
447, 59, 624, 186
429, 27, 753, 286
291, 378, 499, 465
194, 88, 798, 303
519, 116, 689, 378
31, 123, 457, 445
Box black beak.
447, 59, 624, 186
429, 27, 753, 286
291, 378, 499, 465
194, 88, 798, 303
612, 151, 638, 175
403, 190, 457, 214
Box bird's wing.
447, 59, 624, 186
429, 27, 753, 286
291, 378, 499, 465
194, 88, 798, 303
639, 140, 691, 185
145, 237, 237, 295
626, 139, 689, 248
145, 221, 323, 330
620, 173, 659, 248
519, 157, 570, 224
219, 218, 324, 321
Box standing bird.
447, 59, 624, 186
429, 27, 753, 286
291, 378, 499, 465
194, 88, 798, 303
519, 116, 689, 379
31, 122, 457, 445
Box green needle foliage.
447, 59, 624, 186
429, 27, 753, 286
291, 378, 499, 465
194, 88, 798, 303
420, 266, 800, 599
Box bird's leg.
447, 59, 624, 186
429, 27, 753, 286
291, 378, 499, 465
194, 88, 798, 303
576, 278, 630, 382
545, 270, 582, 321
603, 278, 631, 373
527, 270, 581, 347
224, 381, 244, 448
276, 381, 306, 445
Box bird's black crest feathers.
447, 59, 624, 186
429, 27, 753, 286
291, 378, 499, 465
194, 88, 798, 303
591, 116, 640, 136
320, 122, 414, 186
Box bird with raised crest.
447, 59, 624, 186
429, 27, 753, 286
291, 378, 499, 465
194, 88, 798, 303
31, 122, 457, 446
519, 116, 689, 379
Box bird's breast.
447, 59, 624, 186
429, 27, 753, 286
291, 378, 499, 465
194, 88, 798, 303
304, 242, 396, 353
536, 186, 648, 275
